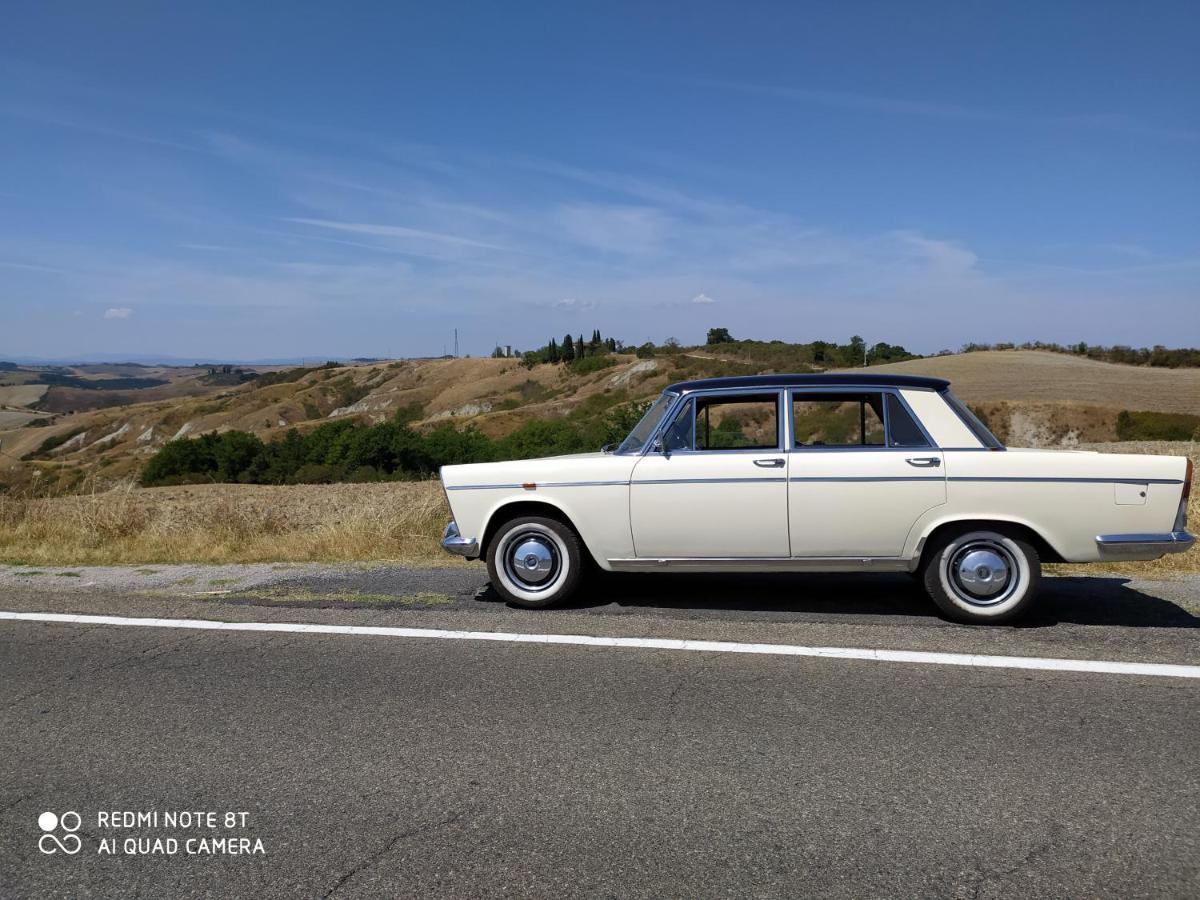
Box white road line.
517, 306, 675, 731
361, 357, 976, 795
2, 610, 1199, 679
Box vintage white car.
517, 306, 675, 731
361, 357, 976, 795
440, 374, 1193, 623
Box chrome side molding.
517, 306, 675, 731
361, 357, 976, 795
1095, 532, 1195, 560
607, 556, 917, 573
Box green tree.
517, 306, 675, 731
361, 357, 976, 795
849, 335, 866, 365
561, 334, 575, 362
706, 327, 734, 345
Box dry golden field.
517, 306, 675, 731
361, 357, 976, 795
1, 441, 1194, 575
865, 350, 1200, 414
0, 480, 457, 567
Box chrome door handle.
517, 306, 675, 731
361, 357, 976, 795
754, 458, 785, 468
906, 456, 941, 468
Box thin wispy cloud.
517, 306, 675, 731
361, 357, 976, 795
0, 102, 208, 153
694, 78, 1200, 143
696, 79, 998, 122
283, 217, 513, 252
103, 307, 134, 319
0, 259, 68, 274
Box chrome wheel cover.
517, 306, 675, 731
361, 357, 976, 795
500, 529, 562, 593
947, 540, 1017, 607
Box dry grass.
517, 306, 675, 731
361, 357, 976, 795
866, 350, 1200, 415
0, 480, 456, 566
0, 440, 1195, 574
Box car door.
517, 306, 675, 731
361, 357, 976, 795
787, 389, 946, 558
630, 390, 790, 558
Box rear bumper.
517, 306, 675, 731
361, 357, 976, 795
442, 520, 479, 559
1095, 532, 1195, 560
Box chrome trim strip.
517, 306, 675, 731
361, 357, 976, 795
446, 475, 1180, 491
788, 476, 943, 483
949, 477, 1182, 485
441, 520, 480, 558
1095, 532, 1194, 560
445, 483, 524, 491
607, 556, 914, 573
446, 480, 629, 490
635, 477, 788, 485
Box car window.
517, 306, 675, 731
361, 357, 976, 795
885, 393, 931, 447
663, 399, 694, 451
689, 394, 780, 451
616, 392, 677, 453
792, 392, 885, 447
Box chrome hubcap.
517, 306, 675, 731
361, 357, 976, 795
503, 532, 559, 589
949, 542, 1015, 606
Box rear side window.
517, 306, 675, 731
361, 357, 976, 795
792, 393, 885, 447
885, 394, 931, 448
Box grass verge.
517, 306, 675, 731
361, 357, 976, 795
0, 480, 457, 566
0, 443, 1195, 575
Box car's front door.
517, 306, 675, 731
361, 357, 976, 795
630, 390, 790, 558
787, 389, 946, 558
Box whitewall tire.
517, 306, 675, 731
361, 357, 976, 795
486, 516, 584, 608
921, 528, 1041, 624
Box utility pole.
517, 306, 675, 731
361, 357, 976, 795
454, 328, 459, 358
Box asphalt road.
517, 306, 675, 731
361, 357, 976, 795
1, 566, 1198, 897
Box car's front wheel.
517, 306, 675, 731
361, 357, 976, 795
921, 527, 1041, 624
486, 515, 584, 608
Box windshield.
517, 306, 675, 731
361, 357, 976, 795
616, 392, 678, 454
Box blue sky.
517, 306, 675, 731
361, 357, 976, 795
1, 1, 1197, 360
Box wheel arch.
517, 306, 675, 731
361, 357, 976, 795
913, 516, 1066, 569
479, 499, 601, 567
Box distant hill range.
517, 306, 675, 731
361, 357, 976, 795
2, 345, 1198, 491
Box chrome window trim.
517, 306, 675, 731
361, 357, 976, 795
642, 388, 786, 455
786, 386, 938, 451
641, 384, 949, 456
614, 390, 680, 456
940, 388, 1005, 450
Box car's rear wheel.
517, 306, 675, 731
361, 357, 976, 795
921, 528, 1041, 624
486, 515, 583, 608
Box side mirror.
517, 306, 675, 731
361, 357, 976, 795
652, 435, 669, 458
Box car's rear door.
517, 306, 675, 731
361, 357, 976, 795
630, 390, 790, 558
787, 389, 946, 558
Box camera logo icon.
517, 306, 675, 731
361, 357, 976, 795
38, 811, 82, 855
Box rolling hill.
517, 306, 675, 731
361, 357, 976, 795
1, 348, 1197, 491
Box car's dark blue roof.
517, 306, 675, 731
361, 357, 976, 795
665, 373, 950, 393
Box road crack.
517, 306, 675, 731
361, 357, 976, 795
321, 810, 464, 898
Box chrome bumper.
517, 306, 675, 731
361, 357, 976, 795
1095, 532, 1195, 560
442, 520, 479, 559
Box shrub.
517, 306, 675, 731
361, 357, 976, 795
24, 428, 86, 459
1115, 410, 1200, 441
567, 355, 615, 376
